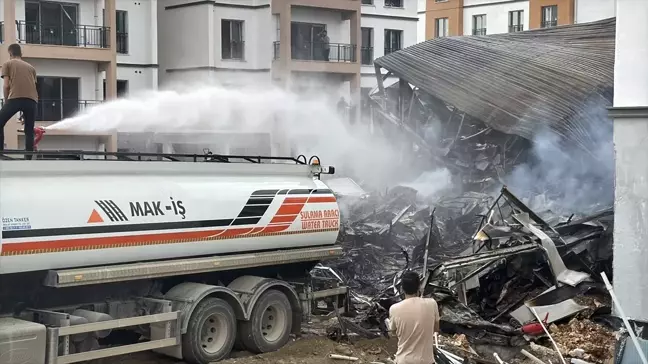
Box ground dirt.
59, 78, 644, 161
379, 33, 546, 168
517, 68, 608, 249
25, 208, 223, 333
90, 335, 398, 364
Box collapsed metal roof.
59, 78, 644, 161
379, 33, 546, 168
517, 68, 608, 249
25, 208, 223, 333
374, 18, 615, 149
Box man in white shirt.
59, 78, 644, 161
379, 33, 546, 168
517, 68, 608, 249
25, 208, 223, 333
388, 270, 440, 364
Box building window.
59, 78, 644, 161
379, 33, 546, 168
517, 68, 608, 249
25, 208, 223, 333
509, 10, 523, 32
384, 29, 402, 55
435, 18, 449, 38
24, 1, 80, 46
472, 15, 486, 35
116, 10, 128, 54
385, 0, 403, 7
361, 0, 373, 5
103, 79, 129, 99
541, 5, 558, 28
221, 19, 244, 60
36, 76, 80, 121
361, 27, 373, 65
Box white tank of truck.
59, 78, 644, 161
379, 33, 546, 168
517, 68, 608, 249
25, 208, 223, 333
0, 155, 340, 274
0, 150, 347, 364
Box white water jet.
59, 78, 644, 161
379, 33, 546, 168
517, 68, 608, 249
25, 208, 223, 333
47, 83, 452, 193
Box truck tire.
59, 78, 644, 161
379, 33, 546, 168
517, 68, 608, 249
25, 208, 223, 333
182, 298, 236, 364
239, 289, 292, 354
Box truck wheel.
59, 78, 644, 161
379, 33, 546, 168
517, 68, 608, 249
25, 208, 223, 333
182, 298, 236, 364
240, 289, 292, 353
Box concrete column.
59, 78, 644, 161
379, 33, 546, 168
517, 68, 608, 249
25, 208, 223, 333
103, 61, 117, 100
150, 0, 158, 65
279, 2, 292, 72
349, 10, 361, 65
103, 0, 117, 99
3, 0, 16, 43
609, 0, 648, 323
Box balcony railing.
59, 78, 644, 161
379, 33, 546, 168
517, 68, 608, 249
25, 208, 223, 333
473, 28, 487, 36
509, 24, 524, 32
384, 47, 401, 56
116, 32, 128, 54
273, 41, 357, 63
36, 99, 102, 122
17, 21, 110, 48
361, 47, 373, 65
222, 41, 245, 60
541, 20, 558, 28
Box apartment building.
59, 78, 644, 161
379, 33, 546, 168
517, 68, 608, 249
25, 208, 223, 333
0, 0, 157, 150
421, 0, 615, 40
359, 0, 418, 100
158, 1, 360, 103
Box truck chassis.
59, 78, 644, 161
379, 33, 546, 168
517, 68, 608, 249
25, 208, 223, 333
1, 246, 347, 364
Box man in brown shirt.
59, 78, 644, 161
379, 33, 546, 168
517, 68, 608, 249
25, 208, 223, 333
388, 270, 440, 364
0, 43, 38, 152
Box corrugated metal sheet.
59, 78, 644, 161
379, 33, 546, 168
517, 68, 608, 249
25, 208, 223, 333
374, 18, 615, 148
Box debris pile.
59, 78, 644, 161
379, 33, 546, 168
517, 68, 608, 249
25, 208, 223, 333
311, 19, 623, 364
315, 181, 618, 362
549, 318, 616, 363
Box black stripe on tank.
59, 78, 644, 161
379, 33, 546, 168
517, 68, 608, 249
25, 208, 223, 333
2, 218, 235, 239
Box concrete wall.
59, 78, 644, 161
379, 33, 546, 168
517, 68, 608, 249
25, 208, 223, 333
157, 0, 212, 75
463, 0, 530, 34
291, 6, 351, 45
417, 0, 426, 42
360, 0, 418, 89
575, 0, 615, 23
114, 0, 158, 93
27, 59, 100, 100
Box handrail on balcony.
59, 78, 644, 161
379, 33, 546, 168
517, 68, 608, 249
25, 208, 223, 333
509, 24, 524, 32
17, 20, 110, 48
472, 28, 487, 36
541, 20, 558, 28
273, 41, 357, 63
361, 46, 373, 65
384, 47, 401, 55
0, 99, 102, 122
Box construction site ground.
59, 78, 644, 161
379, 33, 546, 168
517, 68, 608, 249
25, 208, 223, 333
91, 336, 398, 364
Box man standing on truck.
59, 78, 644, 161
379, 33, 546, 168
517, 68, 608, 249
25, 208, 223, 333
388, 270, 440, 364
0, 43, 38, 154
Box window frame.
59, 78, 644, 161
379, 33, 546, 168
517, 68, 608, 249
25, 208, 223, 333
508, 10, 524, 32
435, 17, 449, 38
221, 19, 245, 60
384, 29, 403, 55
472, 14, 487, 36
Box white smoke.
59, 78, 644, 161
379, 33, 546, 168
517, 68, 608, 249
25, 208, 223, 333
47, 81, 452, 193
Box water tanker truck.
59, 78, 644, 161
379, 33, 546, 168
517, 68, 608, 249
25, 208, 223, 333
0, 149, 346, 364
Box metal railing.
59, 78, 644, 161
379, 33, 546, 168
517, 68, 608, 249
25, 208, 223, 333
509, 24, 524, 32
31, 99, 102, 122
116, 32, 128, 54
541, 20, 558, 28
361, 47, 373, 65
473, 28, 487, 36
384, 47, 401, 55
273, 41, 357, 63
222, 41, 245, 60
17, 21, 110, 48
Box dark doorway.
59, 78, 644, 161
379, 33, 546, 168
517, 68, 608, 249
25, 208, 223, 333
291, 22, 326, 61
25, 1, 78, 46
36, 76, 80, 121
103, 79, 129, 99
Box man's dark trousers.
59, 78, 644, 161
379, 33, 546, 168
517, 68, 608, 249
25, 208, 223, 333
0, 97, 37, 151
